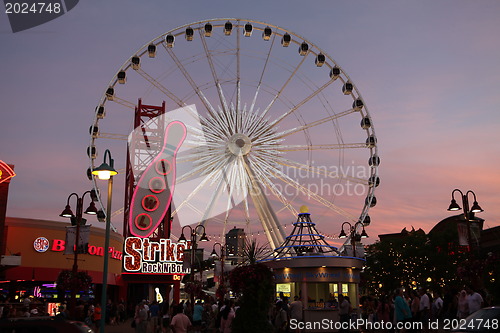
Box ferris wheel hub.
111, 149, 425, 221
228, 133, 252, 156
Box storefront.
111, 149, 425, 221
1, 217, 124, 303
266, 256, 363, 324
261, 208, 365, 332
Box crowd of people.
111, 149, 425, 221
1, 285, 491, 333
130, 297, 239, 333
358, 285, 488, 332
0, 296, 127, 332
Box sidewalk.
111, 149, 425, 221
103, 318, 136, 333
102, 318, 168, 333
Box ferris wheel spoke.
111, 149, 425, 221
236, 23, 241, 126
276, 143, 367, 151
276, 158, 370, 185
97, 133, 128, 140
261, 51, 310, 118
199, 167, 234, 228
274, 107, 359, 140
269, 77, 337, 128
199, 30, 231, 123
171, 165, 226, 218
109, 96, 136, 109
269, 164, 357, 221
251, 157, 298, 217
242, 156, 285, 249
201, 108, 232, 138
250, 28, 277, 115
163, 45, 217, 118
135, 68, 185, 107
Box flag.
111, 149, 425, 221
64, 225, 90, 254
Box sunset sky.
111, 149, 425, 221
1, 0, 499, 249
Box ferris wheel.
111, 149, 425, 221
88, 18, 379, 250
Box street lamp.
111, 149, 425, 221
92, 149, 117, 333
448, 189, 483, 220
339, 221, 368, 258
179, 225, 209, 274
179, 225, 209, 306
59, 190, 97, 318
447, 189, 483, 250
211, 242, 225, 300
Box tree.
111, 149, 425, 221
240, 239, 271, 265
229, 263, 274, 332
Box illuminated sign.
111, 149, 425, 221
33, 286, 42, 298
32, 237, 122, 260
47, 302, 61, 316
128, 121, 187, 238
33, 237, 50, 253
0, 160, 15, 184
123, 237, 189, 274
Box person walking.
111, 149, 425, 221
220, 300, 235, 333
192, 300, 204, 333
376, 295, 391, 324
135, 301, 149, 333
93, 303, 102, 333
150, 301, 160, 333
289, 296, 303, 332
338, 294, 351, 333
160, 302, 171, 333
394, 288, 412, 333
170, 304, 192, 333
273, 301, 288, 333
465, 285, 484, 315
457, 290, 469, 319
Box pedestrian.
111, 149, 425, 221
465, 285, 484, 315
150, 300, 160, 333
161, 302, 170, 333
289, 295, 303, 332
410, 290, 420, 321
170, 304, 192, 333
117, 300, 126, 323
338, 294, 351, 333
376, 295, 391, 324
418, 288, 430, 330
93, 303, 102, 333
394, 288, 412, 333
457, 290, 469, 319
273, 300, 288, 333
220, 300, 235, 333
432, 291, 443, 321
191, 300, 203, 333
135, 301, 149, 333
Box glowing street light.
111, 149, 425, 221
92, 149, 117, 333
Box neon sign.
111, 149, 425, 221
0, 160, 16, 184
32, 237, 122, 260
128, 121, 186, 238
123, 237, 189, 274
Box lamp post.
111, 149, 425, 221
447, 189, 483, 251
92, 149, 117, 333
339, 221, 368, 258
211, 242, 225, 300
179, 225, 209, 307
59, 190, 97, 318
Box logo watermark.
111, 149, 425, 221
3, 0, 79, 33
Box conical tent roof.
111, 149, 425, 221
273, 207, 339, 259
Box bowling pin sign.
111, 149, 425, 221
129, 121, 187, 237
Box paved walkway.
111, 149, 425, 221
101, 318, 166, 333
101, 318, 136, 333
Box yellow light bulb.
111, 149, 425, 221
299, 205, 309, 213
